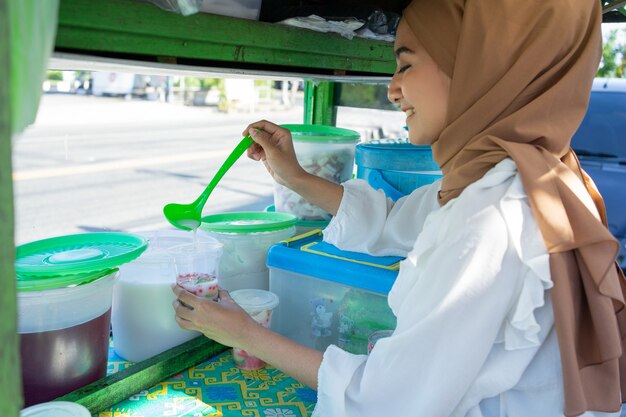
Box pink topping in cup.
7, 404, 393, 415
177, 273, 218, 301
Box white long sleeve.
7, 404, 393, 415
323, 177, 441, 257
315, 159, 618, 417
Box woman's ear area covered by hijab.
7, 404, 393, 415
387, 19, 451, 147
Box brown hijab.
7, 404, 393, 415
403, 0, 626, 415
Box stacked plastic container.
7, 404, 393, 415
267, 231, 400, 354
15, 232, 147, 406
200, 212, 297, 291
356, 139, 442, 201
274, 124, 360, 222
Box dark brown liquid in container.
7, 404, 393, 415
20, 309, 111, 407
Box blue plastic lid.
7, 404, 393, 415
266, 231, 401, 294
356, 141, 440, 171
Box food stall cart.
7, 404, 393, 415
2, 0, 626, 415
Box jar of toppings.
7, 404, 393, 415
275, 124, 360, 221
200, 212, 296, 291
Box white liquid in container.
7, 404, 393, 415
112, 272, 201, 362
112, 230, 222, 362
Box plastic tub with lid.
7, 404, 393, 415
355, 139, 442, 201
265, 204, 329, 235
15, 232, 147, 407
274, 124, 360, 221
112, 229, 223, 362
200, 212, 297, 291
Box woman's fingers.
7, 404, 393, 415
242, 120, 281, 136
171, 284, 198, 309
218, 288, 232, 302
247, 142, 265, 161
174, 314, 198, 332
172, 298, 195, 321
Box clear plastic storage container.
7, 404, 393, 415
274, 124, 360, 221
267, 231, 399, 354
113, 229, 222, 362
200, 212, 297, 291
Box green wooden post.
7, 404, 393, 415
57, 337, 228, 414
303, 80, 336, 126
0, 1, 20, 416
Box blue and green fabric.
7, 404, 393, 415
100, 344, 317, 417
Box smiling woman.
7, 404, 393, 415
387, 21, 451, 146
5, 0, 626, 416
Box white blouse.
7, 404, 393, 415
315, 159, 619, 417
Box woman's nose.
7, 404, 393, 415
387, 75, 401, 104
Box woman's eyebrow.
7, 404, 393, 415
394, 46, 414, 58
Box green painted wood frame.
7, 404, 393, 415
0, 2, 20, 416
55, 0, 395, 77
303, 80, 336, 126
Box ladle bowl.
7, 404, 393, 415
164, 135, 254, 231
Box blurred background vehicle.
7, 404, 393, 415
571, 77, 626, 270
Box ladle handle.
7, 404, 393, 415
195, 134, 254, 207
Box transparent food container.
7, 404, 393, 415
274, 124, 360, 221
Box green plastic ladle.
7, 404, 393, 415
163, 134, 254, 231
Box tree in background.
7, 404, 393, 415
598, 28, 626, 77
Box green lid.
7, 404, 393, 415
15, 232, 148, 279
265, 205, 330, 228
17, 268, 118, 292
281, 124, 360, 143
200, 212, 297, 234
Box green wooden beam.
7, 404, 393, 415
303, 80, 336, 126
0, 1, 20, 416
56, 337, 228, 414
55, 0, 395, 77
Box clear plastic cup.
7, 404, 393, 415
367, 329, 393, 354
172, 242, 221, 301
229, 289, 279, 370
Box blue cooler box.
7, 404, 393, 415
356, 140, 442, 201
267, 230, 401, 354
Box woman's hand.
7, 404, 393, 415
172, 285, 257, 348
242, 120, 307, 187
172, 285, 324, 390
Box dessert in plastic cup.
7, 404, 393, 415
367, 329, 393, 354
177, 273, 219, 301
230, 289, 279, 370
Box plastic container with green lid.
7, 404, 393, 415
274, 124, 360, 221
200, 212, 297, 291
265, 204, 330, 235
15, 232, 147, 407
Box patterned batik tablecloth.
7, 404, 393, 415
97, 343, 317, 417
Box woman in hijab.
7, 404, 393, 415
172, 0, 626, 415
